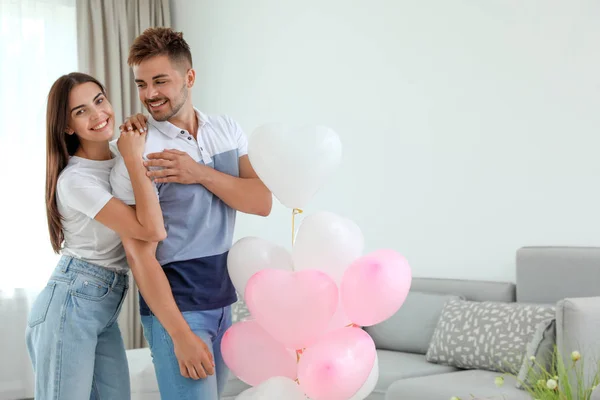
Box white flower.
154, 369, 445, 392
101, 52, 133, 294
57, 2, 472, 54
537, 379, 545, 387
546, 379, 558, 390
529, 356, 536, 362
450, 397, 461, 400
495, 377, 504, 387
571, 351, 581, 362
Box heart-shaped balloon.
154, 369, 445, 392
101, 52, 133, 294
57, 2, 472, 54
245, 269, 338, 350
227, 237, 294, 297
324, 300, 352, 333
292, 211, 364, 284
221, 320, 297, 386
341, 249, 412, 326
248, 123, 342, 209
297, 326, 376, 400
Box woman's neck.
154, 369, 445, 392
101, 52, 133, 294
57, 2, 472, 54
74, 141, 112, 161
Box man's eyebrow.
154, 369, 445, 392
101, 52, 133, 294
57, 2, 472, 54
70, 92, 103, 113
134, 74, 169, 84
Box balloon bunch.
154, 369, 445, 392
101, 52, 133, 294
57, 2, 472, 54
222, 124, 412, 400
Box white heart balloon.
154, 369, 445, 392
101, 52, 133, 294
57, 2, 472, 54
228, 237, 294, 298
236, 376, 306, 400
248, 124, 342, 209
292, 211, 364, 284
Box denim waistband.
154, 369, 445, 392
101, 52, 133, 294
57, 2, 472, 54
56, 255, 129, 289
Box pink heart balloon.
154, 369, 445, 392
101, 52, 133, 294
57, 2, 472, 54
297, 326, 376, 400
324, 297, 352, 333
341, 249, 412, 326
245, 269, 338, 350
221, 320, 297, 386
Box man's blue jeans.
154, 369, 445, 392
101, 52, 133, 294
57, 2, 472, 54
141, 306, 232, 399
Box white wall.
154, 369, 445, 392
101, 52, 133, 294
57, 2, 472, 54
171, 0, 600, 282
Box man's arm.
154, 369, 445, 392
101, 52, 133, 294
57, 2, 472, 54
145, 151, 272, 216
121, 237, 215, 380
196, 155, 272, 216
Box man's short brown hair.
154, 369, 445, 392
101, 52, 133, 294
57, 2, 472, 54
128, 27, 192, 70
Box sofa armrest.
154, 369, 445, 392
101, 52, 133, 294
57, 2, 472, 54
556, 297, 600, 391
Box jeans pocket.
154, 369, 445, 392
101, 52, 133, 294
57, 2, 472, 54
27, 282, 56, 328
70, 274, 111, 301
106, 285, 129, 327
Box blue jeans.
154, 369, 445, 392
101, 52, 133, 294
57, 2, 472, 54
141, 306, 232, 400
25, 256, 130, 400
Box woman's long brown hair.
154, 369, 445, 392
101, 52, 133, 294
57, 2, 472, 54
46, 73, 106, 253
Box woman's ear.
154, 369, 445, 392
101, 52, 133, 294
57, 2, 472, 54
65, 127, 74, 135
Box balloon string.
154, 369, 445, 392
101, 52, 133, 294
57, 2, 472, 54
295, 349, 304, 385
291, 208, 303, 247
291, 210, 303, 386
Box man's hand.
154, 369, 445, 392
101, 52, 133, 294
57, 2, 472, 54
144, 149, 204, 184
172, 330, 215, 380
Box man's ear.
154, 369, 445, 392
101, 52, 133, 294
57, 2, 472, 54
186, 68, 196, 88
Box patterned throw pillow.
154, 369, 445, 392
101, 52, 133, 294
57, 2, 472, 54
515, 318, 556, 389
425, 299, 555, 374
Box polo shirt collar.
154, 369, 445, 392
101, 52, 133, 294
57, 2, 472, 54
148, 107, 210, 139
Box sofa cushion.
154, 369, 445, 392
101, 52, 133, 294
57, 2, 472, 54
592, 385, 600, 400
365, 291, 463, 354
128, 348, 162, 400
516, 246, 600, 303
411, 277, 516, 302
385, 370, 531, 400
515, 318, 556, 388
128, 348, 159, 395
556, 297, 600, 394
426, 299, 555, 373
373, 350, 458, 396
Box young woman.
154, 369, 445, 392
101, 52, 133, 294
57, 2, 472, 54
25, 72, 165, 400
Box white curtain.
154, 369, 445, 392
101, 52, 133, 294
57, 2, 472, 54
0, 0, 77, 398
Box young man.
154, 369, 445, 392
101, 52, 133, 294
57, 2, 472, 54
109, 27, 272, 399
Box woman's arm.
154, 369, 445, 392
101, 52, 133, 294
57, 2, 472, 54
122, 237, 215, 379
95, 199, 165, 241
95, 129, 166, 241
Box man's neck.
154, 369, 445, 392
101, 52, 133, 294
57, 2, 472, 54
168, 105, 198, 139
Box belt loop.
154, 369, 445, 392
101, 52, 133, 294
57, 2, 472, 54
61, 256, 74, 273
111, 272, 118, 290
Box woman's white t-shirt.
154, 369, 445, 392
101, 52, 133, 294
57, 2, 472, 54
56, 154, 128, 272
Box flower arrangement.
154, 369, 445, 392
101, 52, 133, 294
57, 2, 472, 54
451, 348, 600, 400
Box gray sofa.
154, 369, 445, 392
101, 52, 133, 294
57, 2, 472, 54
127, 246, 600, 399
